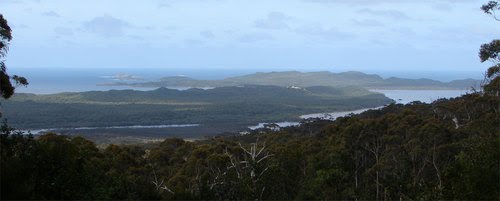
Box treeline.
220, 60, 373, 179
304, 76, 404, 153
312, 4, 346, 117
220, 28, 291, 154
1, 92, 498, 200
3, 85, 390, 129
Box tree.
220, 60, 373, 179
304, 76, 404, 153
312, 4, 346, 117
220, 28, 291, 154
480, 2, 500, 96
0, 14, 27, 99
481, 1, 500, 21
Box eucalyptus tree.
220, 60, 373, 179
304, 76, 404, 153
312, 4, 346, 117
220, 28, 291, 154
479, 1, 500, 96
0, 14, 27, 100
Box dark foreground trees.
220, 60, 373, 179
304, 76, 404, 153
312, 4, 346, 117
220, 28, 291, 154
0, 14, 27, 99
480, 1, 500, 96
1, 92, 498, 200
0, 2, 499, 200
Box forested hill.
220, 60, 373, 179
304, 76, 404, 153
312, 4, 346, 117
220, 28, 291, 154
3, 85, 392, 130
1, 92, 498, 200
106, 71, 480, 89
10, 85, 379, 104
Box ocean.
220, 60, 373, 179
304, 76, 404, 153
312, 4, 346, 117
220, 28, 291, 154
9, 68, 483, 94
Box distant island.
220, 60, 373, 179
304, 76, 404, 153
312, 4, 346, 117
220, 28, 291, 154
101, 71, 481, 90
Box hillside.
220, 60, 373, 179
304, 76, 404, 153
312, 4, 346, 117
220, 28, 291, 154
3, 85, 393, 134
105, 71, 480, 90
2, 92, 498, 200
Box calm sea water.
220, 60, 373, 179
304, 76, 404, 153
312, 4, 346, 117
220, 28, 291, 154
10, 68, 482, 94
249, 89, 468, 130
11, 68, 258, 94
371, 89, 469, 104
23, 124, 200, 135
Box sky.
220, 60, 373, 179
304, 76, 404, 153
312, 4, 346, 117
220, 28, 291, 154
1, 0, 499, 73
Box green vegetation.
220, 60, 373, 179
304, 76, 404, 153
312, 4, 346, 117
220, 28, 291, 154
1, 93, 498, 200
0, 14, 27, 99
479, 1, 500, 95
3, 85, 392, 130
1, 2, 499, 200
108, 71, 480, 90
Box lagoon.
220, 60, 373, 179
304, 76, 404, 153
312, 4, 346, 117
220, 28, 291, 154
23, 124, 200, 135
249, 89, 468, 130
370, 89, 469, 104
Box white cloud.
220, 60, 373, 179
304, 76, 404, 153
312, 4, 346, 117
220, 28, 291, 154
357, 8, 412, 20
83, 15, 129, 37
11, 24, 28, 29
184, 39, 204, 46
238, 33, 274, 43
1, 0, 494, 72
200, 30, 215, 38
352, 19, 385, 27
295, 24, 355, 40
254, 12, 292, 30
54, 27, 73, 36
304, 0, 473, 4
432, 3, 454, 12
158, 2, 171, 8
42, 11, 60, 17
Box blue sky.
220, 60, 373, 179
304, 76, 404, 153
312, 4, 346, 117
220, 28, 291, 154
1, 0, 498, 73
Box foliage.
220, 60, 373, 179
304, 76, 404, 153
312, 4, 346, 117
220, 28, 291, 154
0, 14, 27, 99
2, 85, 392, 130
1, 93, 498, 200
480, 1, 500, 96
481, 1, 500, 21
1, 3, 499, 200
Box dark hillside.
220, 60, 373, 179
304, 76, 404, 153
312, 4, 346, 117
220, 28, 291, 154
1, 93, 498, 200
3, 85, 392, 130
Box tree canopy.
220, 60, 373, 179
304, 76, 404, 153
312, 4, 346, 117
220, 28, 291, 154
1, 93, 498, 200
480, 1, 500, 95
481, 1, 500, 21
0, 2, 498, 200
0, 14, 27, 100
